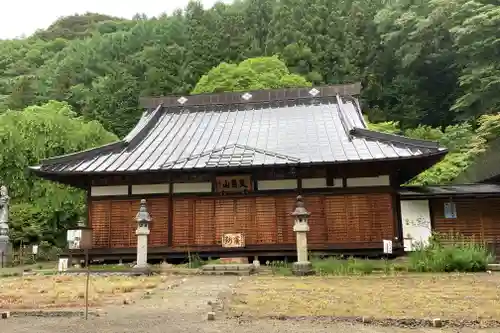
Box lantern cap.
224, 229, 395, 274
291, 195, 310, 217
136, 199, 152, 222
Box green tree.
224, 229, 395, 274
192, 56, 311, 94
450, 1, 500, 117
0, 101, 116, 246
33, 13, 130, 41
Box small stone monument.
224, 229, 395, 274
134, 199, 151, 272
291, 195, 313, 275
0, 185, 11, 266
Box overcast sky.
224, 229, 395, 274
0, 0, 232, 39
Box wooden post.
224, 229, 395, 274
85, 248, 90, 320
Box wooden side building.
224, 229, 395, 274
399, 184, 500, 254
30, 84, 447, 260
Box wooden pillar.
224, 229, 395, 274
390, 174, 403, 246
167, 182, 174, 247
296, 167, 303, 194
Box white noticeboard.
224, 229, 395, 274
444, 202, 457, 219
383, 239, 393, 254
67, 229, 82, 250
32, 245, 38, 255
58, 258, 68, 272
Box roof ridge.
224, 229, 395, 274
232, 144, 301, 162
335, 95, 354, 140
39, 141, 126, 166
139, 83, 362, 109
38, 104, 165, 166
162, 143, 301, 169
350, 128, 444, 150
124, 104, 163, 148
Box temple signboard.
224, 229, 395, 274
222, 233, 245, 248
215, 175, 252, 193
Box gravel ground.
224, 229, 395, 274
1, 275, 497, 333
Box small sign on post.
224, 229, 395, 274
67, 221, 93, 320
58, 258, 69, 272
383, 239, 393, 255
32, 245, 38, 255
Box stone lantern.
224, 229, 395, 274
291, 195, 313, 275
134, 199, 151, 270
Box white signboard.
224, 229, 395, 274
32, 245, 38, 255
400, 200, 432, 252
383, 239, 393, 254
58, 258, 68, 272
67, 229, 82, 250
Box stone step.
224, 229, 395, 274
201, 270, 252, 276
201, 263, 255, 276
487, 264, 500, 271
202, 263, 254, 271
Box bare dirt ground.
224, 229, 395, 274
2, 275, 500, 333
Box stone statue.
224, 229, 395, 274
0, 186, 9, 236
0, 185, 10, 265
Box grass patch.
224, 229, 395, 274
408, 233, 494, 272
0, 275, 169, 309
265, 257, 409, 276
266, 232, 493, 276
230, 274, 500, 320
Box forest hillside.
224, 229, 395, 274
0, 0, 498, 247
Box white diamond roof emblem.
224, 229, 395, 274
177, 96, 188, 104
242, 92, 252, 100
309, 88, 320, 97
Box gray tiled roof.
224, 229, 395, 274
32, 85, 447, 174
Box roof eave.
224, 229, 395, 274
31, 149, 448, 177
34, 104, 164, 169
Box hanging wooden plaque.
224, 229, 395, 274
222, 233, 245, 248
215, 175, 252, 193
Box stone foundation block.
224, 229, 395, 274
292, 262, 314, 276
432, 318, 442, 328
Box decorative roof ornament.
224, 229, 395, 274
308, 88, 320, 97
177, 96, 188, 105
242, 92, 253, 101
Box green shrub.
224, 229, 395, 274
36, 241, 63, 262
408, 232, 493, 272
